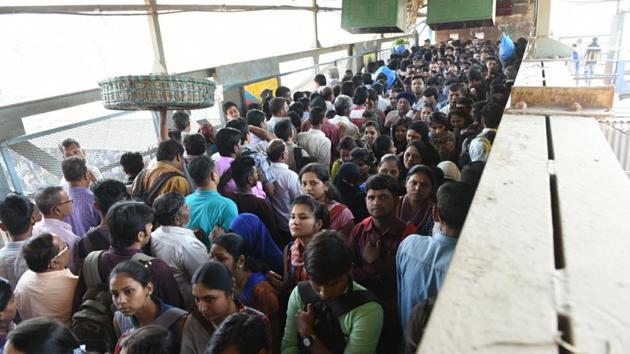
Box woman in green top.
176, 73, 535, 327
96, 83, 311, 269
281, 231, 383, 354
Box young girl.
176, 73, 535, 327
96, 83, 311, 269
372, 135, 397, 163
362, 121, 380, 153
350, 147, 376, 185
210, 233, 279, 318
181, 261, 267, 354
110, 260, 187, 354
211, 233, 280, 353
332, 163, 369, 222
428, 112, 457, 162
390, 118, 411, 154
268, 195, 329, 294
299, 163, 354, 238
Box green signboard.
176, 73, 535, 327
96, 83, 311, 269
341, 0, 407, 34
427, 0, 496, 30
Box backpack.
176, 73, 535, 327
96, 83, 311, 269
293, 146, 305, 172
72, 251, 156, 353
131, 169, 182, 206
113, 307, 188, 354
404, 297, 436, 354
296, 280, 379, 354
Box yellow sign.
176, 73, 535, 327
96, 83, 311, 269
243, 78, 279, 105
363, 53, 377, 67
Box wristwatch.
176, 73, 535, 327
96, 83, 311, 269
302, 334, 316, 348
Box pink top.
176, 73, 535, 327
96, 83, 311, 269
328, 202, 355, 231
215, 156, 266, 198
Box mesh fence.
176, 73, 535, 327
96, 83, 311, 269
6, 112, 159, 196
2, 44, 400, 196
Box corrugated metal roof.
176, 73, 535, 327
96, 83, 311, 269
599, 118, 630, 175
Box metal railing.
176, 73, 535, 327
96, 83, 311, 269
0, 34, 414, 196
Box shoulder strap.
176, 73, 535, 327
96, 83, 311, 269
297, 281, 320, 308
217, 167, 233, 193
327, 288, 380, 318
145, 172, 182, 205
83, 250, 105, 289
131, 170, 148, 198
153, 307, 188, 329
131, 252, 155, 264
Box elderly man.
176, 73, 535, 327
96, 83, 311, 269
384, 92, 416, 129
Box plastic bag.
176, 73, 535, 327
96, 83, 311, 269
375, 65, 396, 89
499, 33, 515, 62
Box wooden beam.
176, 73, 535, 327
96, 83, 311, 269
510, 86, 615, 109
418, 115, 558, 354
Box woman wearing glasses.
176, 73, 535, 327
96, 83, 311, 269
13, 233, 78, 326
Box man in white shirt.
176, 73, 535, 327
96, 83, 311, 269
297, 107, 331, 165
328, 95, 359, 139
266, 97, 289, 134
59, 138, 103, 189
151, 192, 209, 310
370, 82, 391, 112
267, 139, 301, 235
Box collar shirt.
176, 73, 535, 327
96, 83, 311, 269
267, 116, 288, 134
151, 226, 209, 310
296, 129, 331, 165
268, 162, 301, 232
65, 186, 101, 237
33, 218, 80, 263
0, 241, 28, 290
14, 268, 78, 326
350, 217, 415, 304
396, 232, 458, 333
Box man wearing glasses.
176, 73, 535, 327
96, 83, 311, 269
33, 186, 80, 271
14, 233, 78, 325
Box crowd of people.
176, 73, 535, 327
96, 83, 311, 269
0, 35, 526, 354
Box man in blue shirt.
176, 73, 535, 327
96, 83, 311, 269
396, 182, 474, 332
185, 155, 238, 251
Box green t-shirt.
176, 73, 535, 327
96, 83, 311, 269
281, 281, 384, 354
185, 189, 238, 250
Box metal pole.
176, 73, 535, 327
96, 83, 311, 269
145, 0, 168, 73
151, 111, 161, 140
312, 0, 322, 49
0, 162, 11, 197
536, 0, 551, 38
0, 145, 22, 194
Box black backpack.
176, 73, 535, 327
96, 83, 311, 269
404, 297, 436, 354
72, 251, 155, 353
131, 169, 182, 206
296, 281, 379, 354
